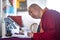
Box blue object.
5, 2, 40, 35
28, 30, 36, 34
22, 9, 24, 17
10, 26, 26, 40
4, 17, 16, 29
4, 6, 14, 14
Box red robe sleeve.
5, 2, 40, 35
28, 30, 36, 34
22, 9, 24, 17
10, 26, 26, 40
33, 16, 56, 40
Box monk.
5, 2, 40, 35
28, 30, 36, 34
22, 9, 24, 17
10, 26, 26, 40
28, 4, 60, 40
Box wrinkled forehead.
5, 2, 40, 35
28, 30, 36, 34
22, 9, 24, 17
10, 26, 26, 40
29, 7, 32, 10
28, 7, 35, 12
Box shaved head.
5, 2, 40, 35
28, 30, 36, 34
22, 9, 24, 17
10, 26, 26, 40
28, 4, 43, 19
29, 4, 42, 11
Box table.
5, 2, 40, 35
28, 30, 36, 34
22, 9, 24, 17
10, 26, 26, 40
0, 37, 33, 40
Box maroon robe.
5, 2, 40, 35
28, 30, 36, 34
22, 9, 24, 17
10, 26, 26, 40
33, 9, 60, 40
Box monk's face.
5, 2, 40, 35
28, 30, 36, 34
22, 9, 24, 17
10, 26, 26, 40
29, 7, 40, 19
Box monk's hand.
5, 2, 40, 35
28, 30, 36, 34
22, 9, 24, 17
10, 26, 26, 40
40, 27, 44, 33
27, 32, 33, 37
40, 21, 44, 33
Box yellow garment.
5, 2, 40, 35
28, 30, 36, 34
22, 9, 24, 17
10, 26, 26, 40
16, 0, 25, 9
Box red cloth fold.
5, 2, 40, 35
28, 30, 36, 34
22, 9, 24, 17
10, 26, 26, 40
33, 10, 60, 40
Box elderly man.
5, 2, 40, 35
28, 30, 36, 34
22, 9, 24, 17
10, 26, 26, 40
28, 4, 60, 40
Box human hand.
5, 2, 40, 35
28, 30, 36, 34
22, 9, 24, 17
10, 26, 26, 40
27, 32, 33, 37
40, 21, 44, 33
40, 27, 44, 33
